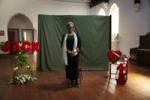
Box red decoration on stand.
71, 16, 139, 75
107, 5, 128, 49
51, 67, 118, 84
107, 50, 122, 79
107, 50, 128, 85
116, 58, 128, 85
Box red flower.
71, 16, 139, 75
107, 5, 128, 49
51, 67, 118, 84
32, 41, 39, 52
12, 41, 20, 52
107, 50, 122, 63
21, 41, 31, 52
1, 41, 10, 52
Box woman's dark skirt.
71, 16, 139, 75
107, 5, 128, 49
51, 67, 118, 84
65, 54, 79, 80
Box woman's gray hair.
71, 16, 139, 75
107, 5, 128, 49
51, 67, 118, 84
67, 21, 74, 27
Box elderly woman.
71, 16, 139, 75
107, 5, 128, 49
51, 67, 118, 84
62, 22, 81, 87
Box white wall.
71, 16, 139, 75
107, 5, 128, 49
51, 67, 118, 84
0, 0, 89, 42
90, 0, 150, 56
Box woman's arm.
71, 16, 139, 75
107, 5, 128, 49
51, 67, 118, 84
77, 34, 81, 50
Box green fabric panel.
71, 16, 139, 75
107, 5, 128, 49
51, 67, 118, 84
73, 16, 110, 70
37, 15, 110, 71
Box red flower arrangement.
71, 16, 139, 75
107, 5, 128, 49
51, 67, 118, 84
1, 40, 39, 84
1, 40, 39, 53
107, 50, 122, 63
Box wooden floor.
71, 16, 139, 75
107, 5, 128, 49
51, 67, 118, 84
0, 55, 150, 100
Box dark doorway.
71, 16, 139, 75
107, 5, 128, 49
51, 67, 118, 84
7, 13, 34, 54
8, 29, 19, 54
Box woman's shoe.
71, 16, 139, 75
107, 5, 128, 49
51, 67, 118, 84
74, 80, 80, 88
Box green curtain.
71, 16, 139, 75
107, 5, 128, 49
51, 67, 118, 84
37, 15, 111, 71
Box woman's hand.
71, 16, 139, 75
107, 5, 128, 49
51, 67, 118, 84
76, 48, 80, 52
67, 48, 79, 56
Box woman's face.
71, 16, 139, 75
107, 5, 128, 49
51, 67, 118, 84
67, 25, 75, 33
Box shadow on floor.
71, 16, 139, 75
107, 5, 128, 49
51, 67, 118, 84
38, 80, 69, 91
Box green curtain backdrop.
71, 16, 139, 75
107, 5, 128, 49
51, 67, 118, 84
37, 15, 111, 71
